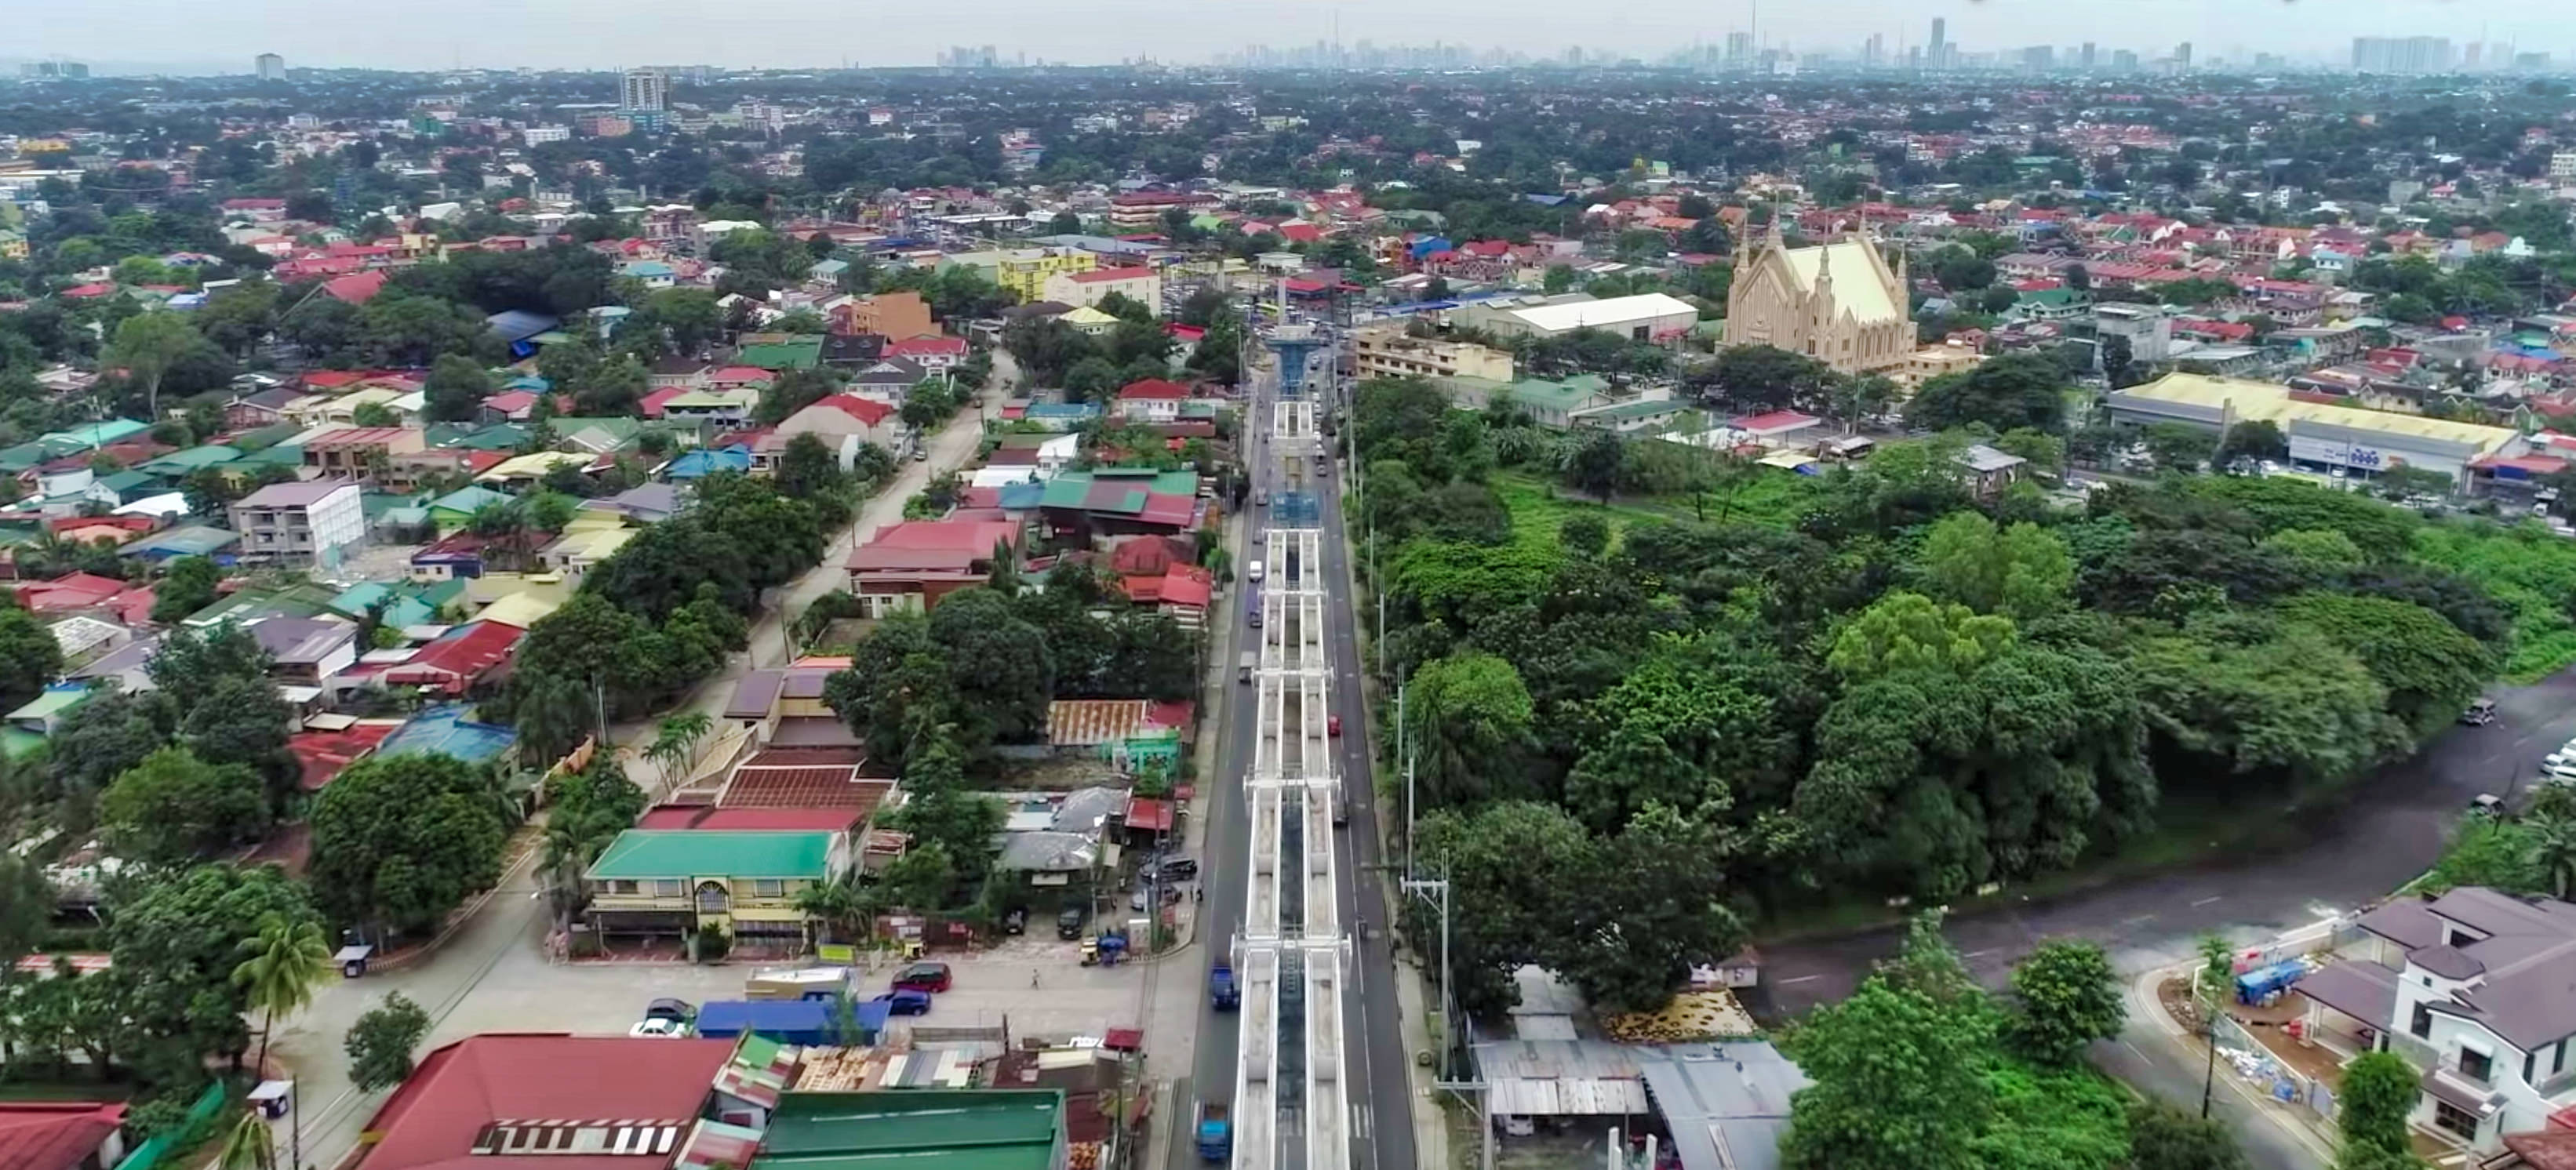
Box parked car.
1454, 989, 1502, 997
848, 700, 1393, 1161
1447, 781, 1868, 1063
2471, 794, 2508, 817
871, 989, 933, 1016
1057, 905, 1086, 939
892, 962, 952, 993
628, 1017, 690, 1037
1327, 714, 1342, 737
642, 997, 693, 1023
1148, 855, 1199, 882
1003, 908, 1027, 935
2461, 698, 2498, 725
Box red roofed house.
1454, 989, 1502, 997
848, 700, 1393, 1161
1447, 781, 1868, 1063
1728, 410, 1824, 445
844, 519, 1023, 617
57, 284, 115, 300
706, 365, 778, 392
350, 1034, 733, 1170
1114, 378, 1192, 423
322, 269, 390, 305
755, 394, 902, 474
882, 334, 969, 372
288, 718, 402, 790
0, 1101, 129, 1170
380, 620, 526, 694
16, 572, 129, 616
478, 390, 540, 423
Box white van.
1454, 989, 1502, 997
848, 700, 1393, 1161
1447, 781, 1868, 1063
1247, 559, 1265, 583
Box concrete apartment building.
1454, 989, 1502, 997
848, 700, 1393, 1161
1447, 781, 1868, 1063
1352, 326, 1516, 383
230, 480, 365, 569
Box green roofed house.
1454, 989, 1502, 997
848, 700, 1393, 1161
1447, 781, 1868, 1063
1431, 376, 1619, 429
426, 485, 512, 534
585, 830, 846, 942
39, 418, 148, 456
733, 336, 824, 372
748, 1089, 1068, 1170
136, 445, 242, 478
1037, 468, 1200, 536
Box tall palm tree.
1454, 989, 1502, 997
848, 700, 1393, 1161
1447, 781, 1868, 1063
644, 712, 715, 787
2529, 813, 2576, 899
540, 810, 624, 930
216, 1110, 278, 1170
231, 911, 332, 1075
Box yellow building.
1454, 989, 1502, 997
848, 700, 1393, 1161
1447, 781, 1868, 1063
0, 231, 25, 260
584, 829, 848, 942
1353, 325, 1517, 383
942, 246, 1100, 303
1723, 224, 1914, 376
2107, 372, 2523, 485
1894, 343, 1987, 391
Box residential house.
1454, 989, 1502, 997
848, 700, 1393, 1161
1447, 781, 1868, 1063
820, 332, 887, 369
885, 334, 970, 372
649, 356, 713, 391
377, 619, 525, 694
660, 387, 762, 427
1112, 378, 1192, 423
845, 357, 927, 405
844, 519, 1024, 616
1959, 444, 2030, 498
1432, 376, 1617, 429
0, 1101, 129, 1170
229, 480, 365, 568
1037, 468, 1199, 540
246, 616, 361, 685
579, 482, 686, 525
538, 525, 637, 582
2297, 888, 2576, 1157
584, 830, 847, 941
226, 383, 304, 431
732, 335, 824, 372
424, 485, 512, 536
756, 395, 902, 473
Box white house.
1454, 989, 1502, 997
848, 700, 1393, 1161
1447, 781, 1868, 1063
2297, 888, 2576, 1156
1112, 378, 1190, 423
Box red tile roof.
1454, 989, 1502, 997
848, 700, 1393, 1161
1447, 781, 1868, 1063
289, 721, 402, 790
883, 335, 968, 358
0, 1102, 127, 1170
17, 572, 129, 614
1729, 410, 1821, 434
1117, 378, 1190, 401
1126, 797, 1174, 832
323, 270, 390, 305
810, 394, 896, 427
380, 620, 525, 693
355, 1034, 733, 1170
637, 805, 864, 832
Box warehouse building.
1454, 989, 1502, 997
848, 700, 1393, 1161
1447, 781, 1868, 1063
1454, 292, 1701, 343
2106, 372, 2527, 488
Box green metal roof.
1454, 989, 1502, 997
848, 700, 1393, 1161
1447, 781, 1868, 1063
428, 485, 511, 517
229, 422, 303, 452
235, 442, 306, 467
751, 1090, 1062, 1170
40, 419, 147, 452
587, 830, 834, 880
137, 445, 242, 474
0, 442, 49, 474
1578, 398, 1686, 421
734, 337, 824, 371
6, 687, 93, 724
1507, 380, 1599, 412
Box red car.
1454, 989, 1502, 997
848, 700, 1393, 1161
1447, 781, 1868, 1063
1327, 715, 1342, 737
892, 961, 951, 993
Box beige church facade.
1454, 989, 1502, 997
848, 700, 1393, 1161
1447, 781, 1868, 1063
1723, 227, 1916, 376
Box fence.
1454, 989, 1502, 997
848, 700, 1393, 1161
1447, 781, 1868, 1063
2213, 1013, 2337, 1122
112, 1081, 227, 1170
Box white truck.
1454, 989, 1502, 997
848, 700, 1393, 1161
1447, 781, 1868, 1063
1247, 559, 1265, 583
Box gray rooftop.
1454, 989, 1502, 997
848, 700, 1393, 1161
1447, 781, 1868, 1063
2410, 888, 2576, 1049
1635, 1042, 1810, 1170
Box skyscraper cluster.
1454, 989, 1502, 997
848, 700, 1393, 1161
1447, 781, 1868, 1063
2351, 36, 2454, 74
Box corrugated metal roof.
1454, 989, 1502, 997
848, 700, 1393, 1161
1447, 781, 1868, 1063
1472, 1040, 1649, 1117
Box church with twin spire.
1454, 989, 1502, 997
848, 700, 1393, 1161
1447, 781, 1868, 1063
1721, 218, 1916, 376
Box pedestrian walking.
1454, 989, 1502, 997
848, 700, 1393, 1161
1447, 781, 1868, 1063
1031, 968, 1041, 990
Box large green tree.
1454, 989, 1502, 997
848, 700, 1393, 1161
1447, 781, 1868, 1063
1402, 652, 1537, 809
2005, 939, 2126, 1066
2337, 1051, 2421, 1164
1917, 513, 2074, 622
1905, 352, 2070, 434
99, 746, 269, 865
0, 606, 64, 712
307, 754, 509, 934
1779, 972, 1998, 1170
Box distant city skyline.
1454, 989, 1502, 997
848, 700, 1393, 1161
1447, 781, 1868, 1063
7, 0, 2568, 74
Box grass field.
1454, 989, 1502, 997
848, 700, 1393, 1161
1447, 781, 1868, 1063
1491, 467, 1813, 549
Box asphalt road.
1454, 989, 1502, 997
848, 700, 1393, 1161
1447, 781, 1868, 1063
1757, 668, 2576, 1014
1178, 355, 1414, 1170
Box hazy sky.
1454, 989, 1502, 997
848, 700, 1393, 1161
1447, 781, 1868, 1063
14, 0, 2564, 72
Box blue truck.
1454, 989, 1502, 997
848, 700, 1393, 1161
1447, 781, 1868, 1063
691, 998, 890, 1046
1196, 1102, 1232, 1161
1210, 963, 1239, 1011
